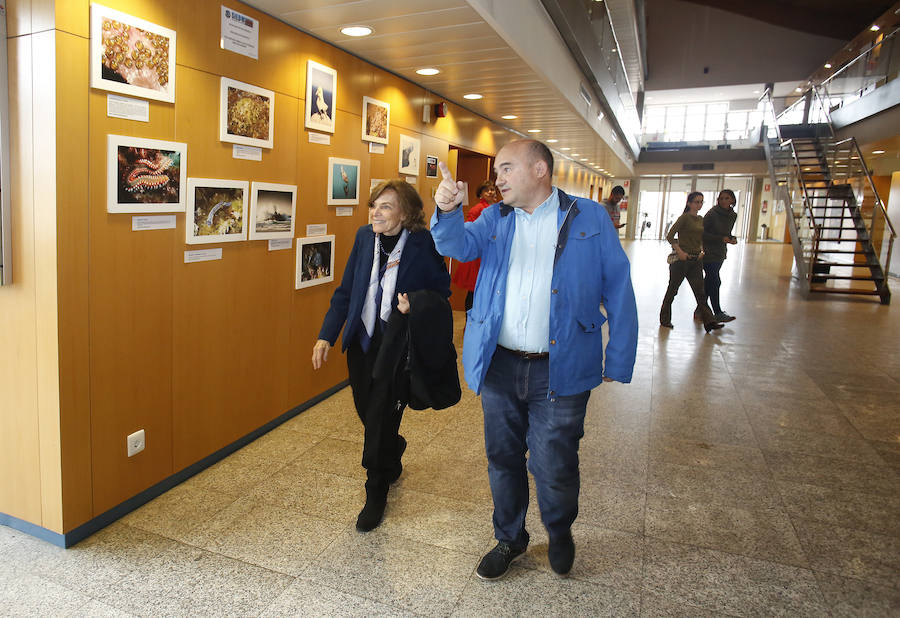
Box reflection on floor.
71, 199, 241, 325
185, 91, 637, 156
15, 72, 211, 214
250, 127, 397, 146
1, 241, 899, 616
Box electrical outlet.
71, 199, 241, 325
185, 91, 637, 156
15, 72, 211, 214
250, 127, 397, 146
127, 429, 145, 457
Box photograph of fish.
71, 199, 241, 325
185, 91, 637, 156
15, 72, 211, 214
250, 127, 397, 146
327, 157, 360, 206
305, 61, 337, 134
361, 96, 390, 145
107, 134, 187, 213
186, 178, 248, 244
219, 77, 274, 149
295, 235, 335, 289
249, 182, 296, 240
398, 134, 420, 176
90, 4, 176, 103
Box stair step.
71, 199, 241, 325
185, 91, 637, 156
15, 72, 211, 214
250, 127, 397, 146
808, 287, 882, 296
812, 274, 883, 281
815, 249, 868, 254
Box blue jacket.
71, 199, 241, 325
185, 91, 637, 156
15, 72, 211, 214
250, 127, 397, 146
318, 225, 450, 351
430, 188, 638, 397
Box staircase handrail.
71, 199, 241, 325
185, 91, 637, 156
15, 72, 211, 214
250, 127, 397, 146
818, 26, 900, 90
848, 139, 897, 240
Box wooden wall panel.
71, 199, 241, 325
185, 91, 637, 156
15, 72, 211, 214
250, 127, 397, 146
55, 31, 93, 530
0, 34, 42, 525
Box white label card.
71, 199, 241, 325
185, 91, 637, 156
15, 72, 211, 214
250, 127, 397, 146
406, 176, 417, 184
268, 238, 292, 251
368, 143, 385, 154
306, 224, 327, 236
232, 144, 262, 160
132, 215, 176, 231
221, 6, 259, 60
308, 132, 331, 145
107, 94, 149, 122
335, 207, 354, 217
184, 248, 223, 263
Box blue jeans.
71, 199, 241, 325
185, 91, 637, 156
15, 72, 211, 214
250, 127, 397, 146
480, 347, 590, 546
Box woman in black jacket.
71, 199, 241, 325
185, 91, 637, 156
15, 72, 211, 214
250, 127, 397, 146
312, 180, 450, 532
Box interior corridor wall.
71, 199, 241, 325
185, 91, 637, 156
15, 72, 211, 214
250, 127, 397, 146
0, 0, 604, 534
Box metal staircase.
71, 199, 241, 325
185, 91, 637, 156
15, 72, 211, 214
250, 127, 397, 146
760, 89, 895, 304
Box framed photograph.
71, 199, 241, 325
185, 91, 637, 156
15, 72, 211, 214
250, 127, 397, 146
398, 134, 420, 176
425, 155, 438, 178
186, 178, 248, 244
327, 157, 360, 206
90, 3, 176, 103
305, 60, 336, 134
295, 235, 335, 289
361, 96, 389, 144
107, 134, 186, 213
249, 182, 296, 240
219, 77, 274, 149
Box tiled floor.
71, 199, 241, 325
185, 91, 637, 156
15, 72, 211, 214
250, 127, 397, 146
2, 240, 899, 617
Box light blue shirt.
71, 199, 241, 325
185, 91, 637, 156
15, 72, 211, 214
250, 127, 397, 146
497, 188, 559, 353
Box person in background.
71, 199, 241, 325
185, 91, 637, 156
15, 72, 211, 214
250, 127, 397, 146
602, 185, 627, 231
660, 192, 723, 333
312, 180, 450, 533
699, 189, 738, 322
431, 139, 638, 581
451, 181, 499, 312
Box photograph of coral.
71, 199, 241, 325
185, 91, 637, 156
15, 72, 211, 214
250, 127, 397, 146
361, 96, 390, 145
90, 3, 176, 103
249, 182, 296, 240
296, 235, 335, 289
186, 178, 248, 244
219, 78, 274, 149
107, 134, 187, 213
327, 157, 360, 206
398, 134, 420, 176
305, 61, 336, 134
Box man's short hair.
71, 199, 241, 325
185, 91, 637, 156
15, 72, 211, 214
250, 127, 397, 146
611, 185, 626, 196
527, 141, 554, 176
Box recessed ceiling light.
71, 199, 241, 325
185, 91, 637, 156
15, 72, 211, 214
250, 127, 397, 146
611, 48, 617, 53
870, 24, 880, 31
795, 87, 802, 92
463, 93, 483, 100
501, 114, 517, 119
824, 63, 832, 69
752, 90, 760, 94
560, 147, 571, 151
571, 153, 580, 156
546, 139, 558, 143
340, 25, 373, 37
527, 129, 541, 133
580, 158, 588, 161
872, 150, 885, 154
416, 68, 440, 76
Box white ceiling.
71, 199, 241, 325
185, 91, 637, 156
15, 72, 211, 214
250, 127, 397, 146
243, 0, 633, 177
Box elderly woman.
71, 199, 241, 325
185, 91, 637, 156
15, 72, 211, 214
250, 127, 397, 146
312, 180, 450, 532
660, 191, 723, 333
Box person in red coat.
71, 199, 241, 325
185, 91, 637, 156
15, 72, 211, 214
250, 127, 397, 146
452, 181, 499, 311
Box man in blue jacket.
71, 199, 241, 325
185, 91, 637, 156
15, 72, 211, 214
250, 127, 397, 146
431, 140, 638, 580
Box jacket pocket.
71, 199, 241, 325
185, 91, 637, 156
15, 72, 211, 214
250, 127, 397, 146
576, 310, 607, 332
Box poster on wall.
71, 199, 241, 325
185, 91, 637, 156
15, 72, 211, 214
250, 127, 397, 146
219, 77, 274, 149
107, 134, 187, 213
361, 96, 389, 145
249, 182, 296, 240
327, 157, 360, 205
398, 134, 420, 176
90, 4, 177, 103
295, 235, 335, 289
186, 178, 248, 244
305, 60, 336, 134
425, 155, 438, 178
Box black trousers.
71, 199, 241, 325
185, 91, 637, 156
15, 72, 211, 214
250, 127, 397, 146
346, 331, 406, 493
660, 258, 716, 326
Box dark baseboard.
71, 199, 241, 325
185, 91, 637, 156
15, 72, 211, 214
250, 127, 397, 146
0, 380, 350, 548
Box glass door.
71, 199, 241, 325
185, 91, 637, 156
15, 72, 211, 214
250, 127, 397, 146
662, 177, 693, 240
636, 177, 664, 240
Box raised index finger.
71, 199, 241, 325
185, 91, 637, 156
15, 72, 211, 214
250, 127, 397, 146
438, 161, 454, 181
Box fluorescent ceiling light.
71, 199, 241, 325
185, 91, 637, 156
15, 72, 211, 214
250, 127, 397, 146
416, 68, 440, 76
527, 129, 541, 133
501, 114, 517, 119
872, 150, 885, 154
546, 139, 558, 143
824, 63, 832, 69
463, 93, 483, 100
340, 26, 372, 37
870, 24, 880, 31
560, 147, 571, 150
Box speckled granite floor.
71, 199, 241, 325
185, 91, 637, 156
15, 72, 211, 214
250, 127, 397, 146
1, 241, 899, 617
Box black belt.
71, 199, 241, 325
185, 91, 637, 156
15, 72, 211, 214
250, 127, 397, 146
498, 345, 549, 360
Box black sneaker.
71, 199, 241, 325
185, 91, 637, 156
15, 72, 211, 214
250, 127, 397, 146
476, 542, 527, 580
548, 531, 575, 575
